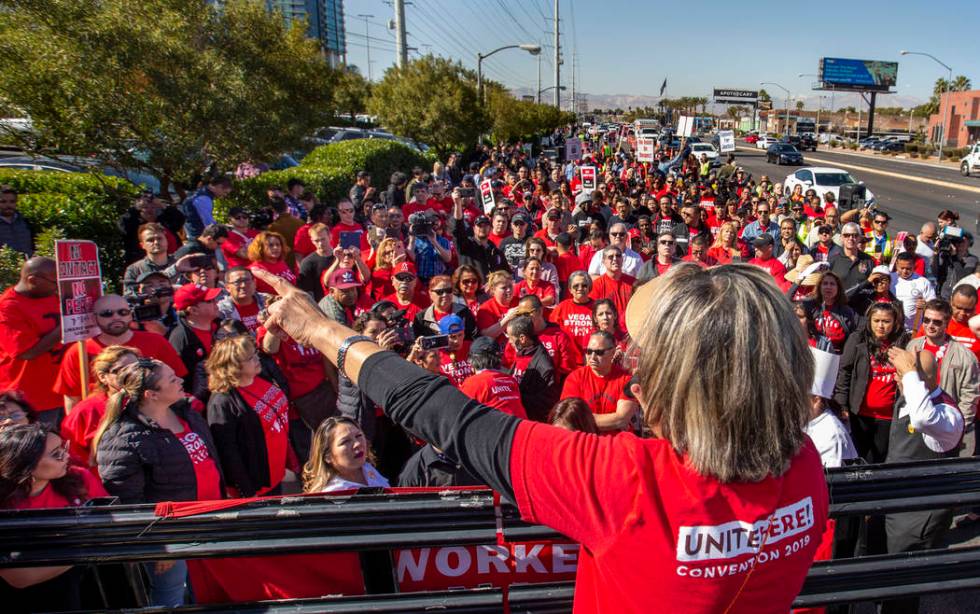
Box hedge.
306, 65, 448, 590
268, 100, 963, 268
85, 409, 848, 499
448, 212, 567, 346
0, 170, 139, 290
219, 139, 430, 220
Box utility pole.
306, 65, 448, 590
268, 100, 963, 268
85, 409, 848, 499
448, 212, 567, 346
356, 14, 375, 81
537, 54, 542, 104
553, 0, 560, 108
571, 54, 576, 115
394, 0, 407, 68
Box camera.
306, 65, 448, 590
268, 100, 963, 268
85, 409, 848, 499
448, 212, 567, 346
408, 212, 432, 236
128, 287, 174, 322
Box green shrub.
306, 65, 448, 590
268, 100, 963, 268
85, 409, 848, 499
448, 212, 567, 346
847, 143, 858, 150
904, 143, 918, 154
216, 165, 350, 220
0, 170, 139, 287
301, 139, 429, 184
0, 245, 25, 290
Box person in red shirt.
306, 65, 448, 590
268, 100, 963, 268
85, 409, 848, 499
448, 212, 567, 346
381, 261, 430, 323
487, 210, 510, 247
169, 283, 221, 394
475, 270, 519, 342
459, 337, 527, 418
946, 285, 980, 362
251, 261, 828, 614
589, 247, 635, 317
221, 207, 258, 269
248, 231, 298, 295
59, 345, 139, 471
54, 294, 188, 413
682, 235, 717, 267
550, 271, 596, 354
0, 423, 109, 608
514, 257, 557, 307
503, 294, 579, 376
434, 314, 474, 387
561, 330, 636, 431
217, 267, 264, 334
553, 233, 583, 292
747, 233, 788, 288
207, 335, 290, 497
534, 208, 564, 250
330, 199, 370, 252
0, 258, 64, 422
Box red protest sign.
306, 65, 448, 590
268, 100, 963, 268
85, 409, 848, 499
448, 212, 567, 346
394, 541, 579, 592
580, 166, 596, 192
479, 179, 495, 214
55, 240, 102, 344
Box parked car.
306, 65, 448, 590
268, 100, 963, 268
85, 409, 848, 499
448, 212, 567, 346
877, 141, 906, 153
766, 143, 804, 165
744, 133, 759, 144
0, 155, 165, 194
783, 167, 877, 206
858, 137, 882, 150
756, 135, 777, 149
798, 134, 818, 151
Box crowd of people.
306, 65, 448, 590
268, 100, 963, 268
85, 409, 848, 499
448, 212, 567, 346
0, 126, 978, 612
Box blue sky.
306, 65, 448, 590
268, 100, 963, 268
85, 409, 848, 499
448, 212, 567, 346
341, 0, 979, 107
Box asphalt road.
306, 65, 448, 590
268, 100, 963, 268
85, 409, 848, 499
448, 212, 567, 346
732, 144, 980, 239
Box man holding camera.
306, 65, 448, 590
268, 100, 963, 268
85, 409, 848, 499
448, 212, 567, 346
934, 230, 978, 301
406, 211, 452, 284
131, 271, 179, 336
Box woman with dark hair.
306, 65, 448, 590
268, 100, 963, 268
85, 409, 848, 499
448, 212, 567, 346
302, 416, 389, 493
95, 358, 223, 607
834, 301, 908, 463
451, 264, 487, 315
0, 390, 32, 429
547, 398, 599, 434
0, 424, 107, 610
801, 270, 858, 354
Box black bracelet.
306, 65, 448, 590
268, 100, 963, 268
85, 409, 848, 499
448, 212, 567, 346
337, 335, 374, 380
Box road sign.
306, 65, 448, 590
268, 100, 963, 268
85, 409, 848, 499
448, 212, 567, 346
479, 179, 495, 214
56, 240, 102, 344
580, 166, 596, 192
718, 130, 736, 153
636, 137, 656, 162
564, 138, 582, 161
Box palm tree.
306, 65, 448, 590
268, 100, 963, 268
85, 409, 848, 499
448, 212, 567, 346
952, 75, 972, 92
795, 100, 805, 112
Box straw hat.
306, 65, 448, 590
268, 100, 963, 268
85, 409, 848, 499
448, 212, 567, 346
784, 255, 823, 286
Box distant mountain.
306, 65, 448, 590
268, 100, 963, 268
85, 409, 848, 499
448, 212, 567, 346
510, 87, 926, 113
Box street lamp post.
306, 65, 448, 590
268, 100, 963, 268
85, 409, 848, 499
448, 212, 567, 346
477, 44, 541, 105
901, 50, 953, 161
538, 85, 567, 99
761, 82, 790, 136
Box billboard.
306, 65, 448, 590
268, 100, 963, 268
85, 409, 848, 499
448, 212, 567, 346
713, 89, 758, 103
819, 58, 898, 91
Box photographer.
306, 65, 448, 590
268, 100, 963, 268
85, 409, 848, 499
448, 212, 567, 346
131, 271, 178, 336
405, 211, 452, 284
934, 230, 977, 300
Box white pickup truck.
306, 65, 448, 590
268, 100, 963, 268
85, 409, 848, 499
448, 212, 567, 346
962, 142, 980, 177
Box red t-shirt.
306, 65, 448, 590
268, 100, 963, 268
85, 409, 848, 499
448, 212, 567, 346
176, 417, 223, 501
460, 369, 528, 418
232, 300, 261, 334
249, 259, 298, 295
438, 341, 474, 388
533, 228, 561, 249
515, 279, 556, 304
258, 328, 326, 399
488, 231, 509, 247
747, 256, 788, 282
509, 424, 828, 614
589, 274, 636, 318
370, 267, 396, 301
381, 292, 429, 324
922, 340, 949, 380
549, 299, 595, 354
0, 288, 64, 410
293, 223, 316, 260
330, 222, 370, 252
946, 319, 980, 363
237, 377, 289, 494
54, 331, 188, 399
561, 365, 632, 415
503, 325, 579, 376
555, 252, 584, 286
859, 352, 897, 420
192, 326, 214, 355
221, 229, 257, 269
476, 297, 518, 341
6, 466, 107, 509
60, 391, 107, 469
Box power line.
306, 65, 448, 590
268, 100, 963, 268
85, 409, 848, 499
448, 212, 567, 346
493, 0, 538, 44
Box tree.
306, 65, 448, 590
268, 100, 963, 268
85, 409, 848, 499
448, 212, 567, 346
368, 55, 488, 156
951, 75, 972, 92
0, 0, 336, 191
332, 66, 371, 121
795, 100, 805, 112
758, 89, 772, 102
484, 84, 574, 144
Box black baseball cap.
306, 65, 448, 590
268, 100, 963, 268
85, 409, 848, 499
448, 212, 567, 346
475, 215, 491, 226
753, 234, 774, 248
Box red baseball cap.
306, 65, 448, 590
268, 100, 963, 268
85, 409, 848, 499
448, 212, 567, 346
326, 268, 362, 290
173, 284, 221, 310
393, 261, 417, 278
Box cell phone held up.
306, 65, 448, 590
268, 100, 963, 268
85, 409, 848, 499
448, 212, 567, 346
339, 231, 361, 250
419, 334, 450, 351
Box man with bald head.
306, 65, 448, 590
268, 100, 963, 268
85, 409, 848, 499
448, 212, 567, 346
0, 257, 64, 423
53, 293, 187, 412
587, 223, 642, 277
884, 348, 964, 613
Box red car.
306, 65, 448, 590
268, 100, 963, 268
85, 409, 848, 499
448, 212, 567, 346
744, 133, 759, 144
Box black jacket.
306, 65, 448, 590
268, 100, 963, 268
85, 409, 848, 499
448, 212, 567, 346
511, 343, 558, 421
337, 372, 378, 443
451, 218, 509, 278
833, 331, 908, 415
97, 400, 223, 504
397, 444, 483, 487
670, 222, 712, 257
168, 318, 211, 394
207, 387, 281, 497
634, 256, 683, 287
412, 303, 478, 340
829, 252, 875, 307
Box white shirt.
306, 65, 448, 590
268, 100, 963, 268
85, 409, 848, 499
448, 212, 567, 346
588, 247, 643, 277
321, 462, 391, 492
805, 410, 858, 468
898, 372, 964, 453
890, 272, 936, 328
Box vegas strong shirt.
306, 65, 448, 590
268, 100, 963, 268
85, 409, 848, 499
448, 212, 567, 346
509, 425, 828, 613
237, 377, 290, 493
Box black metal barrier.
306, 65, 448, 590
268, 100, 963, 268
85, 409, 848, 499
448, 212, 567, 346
4, 457, 980, 611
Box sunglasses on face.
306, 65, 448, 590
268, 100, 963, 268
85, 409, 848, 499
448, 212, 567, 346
584, 347, 612, 356
49, 440, 70, 462
430, 287, 453, 296
922, 316, 946, 326
842, 233, 860, 238
609, 232, 627, 237
460, 279, 478, 286
659, 240, 675, 246
97, 308, 132, 318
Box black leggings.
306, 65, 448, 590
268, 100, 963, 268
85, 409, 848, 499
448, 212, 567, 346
849, 414, 891, 464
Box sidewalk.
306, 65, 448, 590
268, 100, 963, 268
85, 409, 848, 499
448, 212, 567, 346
813, 146, 963, 172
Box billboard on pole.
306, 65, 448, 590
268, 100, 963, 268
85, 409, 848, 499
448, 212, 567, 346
713, 89, 758, 104
819, 58, 898, 92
